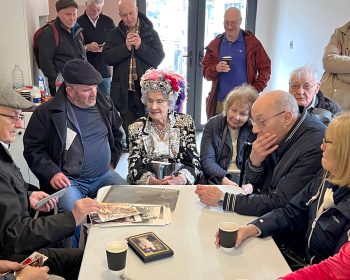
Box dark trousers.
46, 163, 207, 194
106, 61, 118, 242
120, 89, 145, 144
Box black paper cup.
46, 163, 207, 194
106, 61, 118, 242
106, 241, 128, 272
221, 56, 232, 66
218, 222, 239, 248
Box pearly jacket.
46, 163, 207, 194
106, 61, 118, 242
128, 112, 201, 185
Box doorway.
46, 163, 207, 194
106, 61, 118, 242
139, 0, 252, 129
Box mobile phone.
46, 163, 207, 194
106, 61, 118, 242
35, 188, 66, 209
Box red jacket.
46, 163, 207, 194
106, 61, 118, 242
202, 30, 271, 118
280, 242, 350, 280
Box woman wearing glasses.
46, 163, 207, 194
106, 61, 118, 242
232, 112, 350, 268
199, 84, 257, 188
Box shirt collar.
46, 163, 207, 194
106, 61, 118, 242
307, 95, 317, 109
87, 13, 99, 27
0, 141, 9, 149
223, 29, 243, 43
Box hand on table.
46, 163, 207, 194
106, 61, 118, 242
214, 224, 260, 248
195, 185, 223, 207
72, 198, 100, 226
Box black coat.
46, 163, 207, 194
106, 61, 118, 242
0, 145, 76, 257
103, 12, 164, 113
226, 108, 326, 216
23, 87, 123, 193
251, 169, 350, 264
37, 17, 86, 93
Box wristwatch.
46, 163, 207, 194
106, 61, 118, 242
218, 192, 225, 207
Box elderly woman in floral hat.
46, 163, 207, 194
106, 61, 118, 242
128, 69, 201, 185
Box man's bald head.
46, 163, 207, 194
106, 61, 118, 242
119, 0, 138, 29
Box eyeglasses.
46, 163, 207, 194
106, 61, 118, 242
0, 113, 25, 124
290, 83, 317, 91
252, 111, 286, 128
322, 138, 333, 147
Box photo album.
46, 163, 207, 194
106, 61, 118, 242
127, 232, 174, 263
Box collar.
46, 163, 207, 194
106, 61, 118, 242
224, 29, 243, 43
0, 141, 9, 149
87, 12, 99, 27
307, 95, 317, 109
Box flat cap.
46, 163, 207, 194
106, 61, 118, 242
62, 59, 102, 85
0, 87, 33, 110
56, 0, 78, 12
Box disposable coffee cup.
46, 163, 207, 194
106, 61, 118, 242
221, 56, 232, 66
106, 241, 128, 274
218, 222, 239, 248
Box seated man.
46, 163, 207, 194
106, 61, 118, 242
196, 90, 326, 216
289, 65, 342, 124
0, 87, 99, 280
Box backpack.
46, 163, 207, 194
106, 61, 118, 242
33, 21, 85, 67
33, 21, 59, 67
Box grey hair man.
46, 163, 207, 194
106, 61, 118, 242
78, 0, 116, 96
196, 90, 326, 217
0, 87, 100, 280
289, 65, 342, 124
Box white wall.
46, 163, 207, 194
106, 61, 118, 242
255, 0, 350, 92
0, 0, 48, 87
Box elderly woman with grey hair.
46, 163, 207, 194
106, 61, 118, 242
200, 84, 258, 187
128, 69, 201, 185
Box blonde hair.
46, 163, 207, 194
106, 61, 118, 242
326, 111, 350, 187
222, 84, 258, 117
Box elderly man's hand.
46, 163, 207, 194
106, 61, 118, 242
126, 33, 141, 51
29, 191, 58, 212
72, 198, 100, 226
195, 185, 224, 207
249, 133, 278, 166
50, 172, 71, 190
216, 61, 230, 72
85, 42, 103, 53
16, 265, 50, 280
0, 260, 22, 274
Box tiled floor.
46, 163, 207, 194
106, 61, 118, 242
116, 132, 203, 180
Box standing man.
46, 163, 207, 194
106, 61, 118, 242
0, 87, 100, 280
37, 0, 86, 95
320, 21, 350, 110
78, 0, 115, 97
203, 7, 271, 119
103, 0, 164, 145
23, 59, 126, 247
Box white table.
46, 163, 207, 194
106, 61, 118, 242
78, 186, 291, 280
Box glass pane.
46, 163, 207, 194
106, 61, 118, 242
201, 0, 247, 124
146, 0, 188, 77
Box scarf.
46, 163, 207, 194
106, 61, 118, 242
128, 19, 140, 92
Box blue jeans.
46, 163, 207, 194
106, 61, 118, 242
98, 77, 112, 97
58, 169, 126, 248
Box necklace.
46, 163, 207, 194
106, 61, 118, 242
152, 121, 169, 138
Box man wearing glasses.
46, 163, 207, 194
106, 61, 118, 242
196, 90, 325, 217
289, 65, 342, 124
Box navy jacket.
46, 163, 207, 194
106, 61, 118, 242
223, 108, 326, 216
251, 169, 350, 264
200, 114, 255, 182
23, 87, 123, 193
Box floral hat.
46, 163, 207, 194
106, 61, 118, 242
140, 68, 188, 112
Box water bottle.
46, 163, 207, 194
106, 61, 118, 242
31, 86, 41, 106
55, 73, 64, 92
12, 65, 24, 89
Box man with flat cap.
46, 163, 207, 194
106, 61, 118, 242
24, 59, 126, 246
0, 87, 100, 280
37, 0, 86, 95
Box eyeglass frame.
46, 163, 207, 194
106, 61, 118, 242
322, 137, 333, 146
252, 111, 286, 128
289, 82, 318, 91
0, 113, 25, 124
